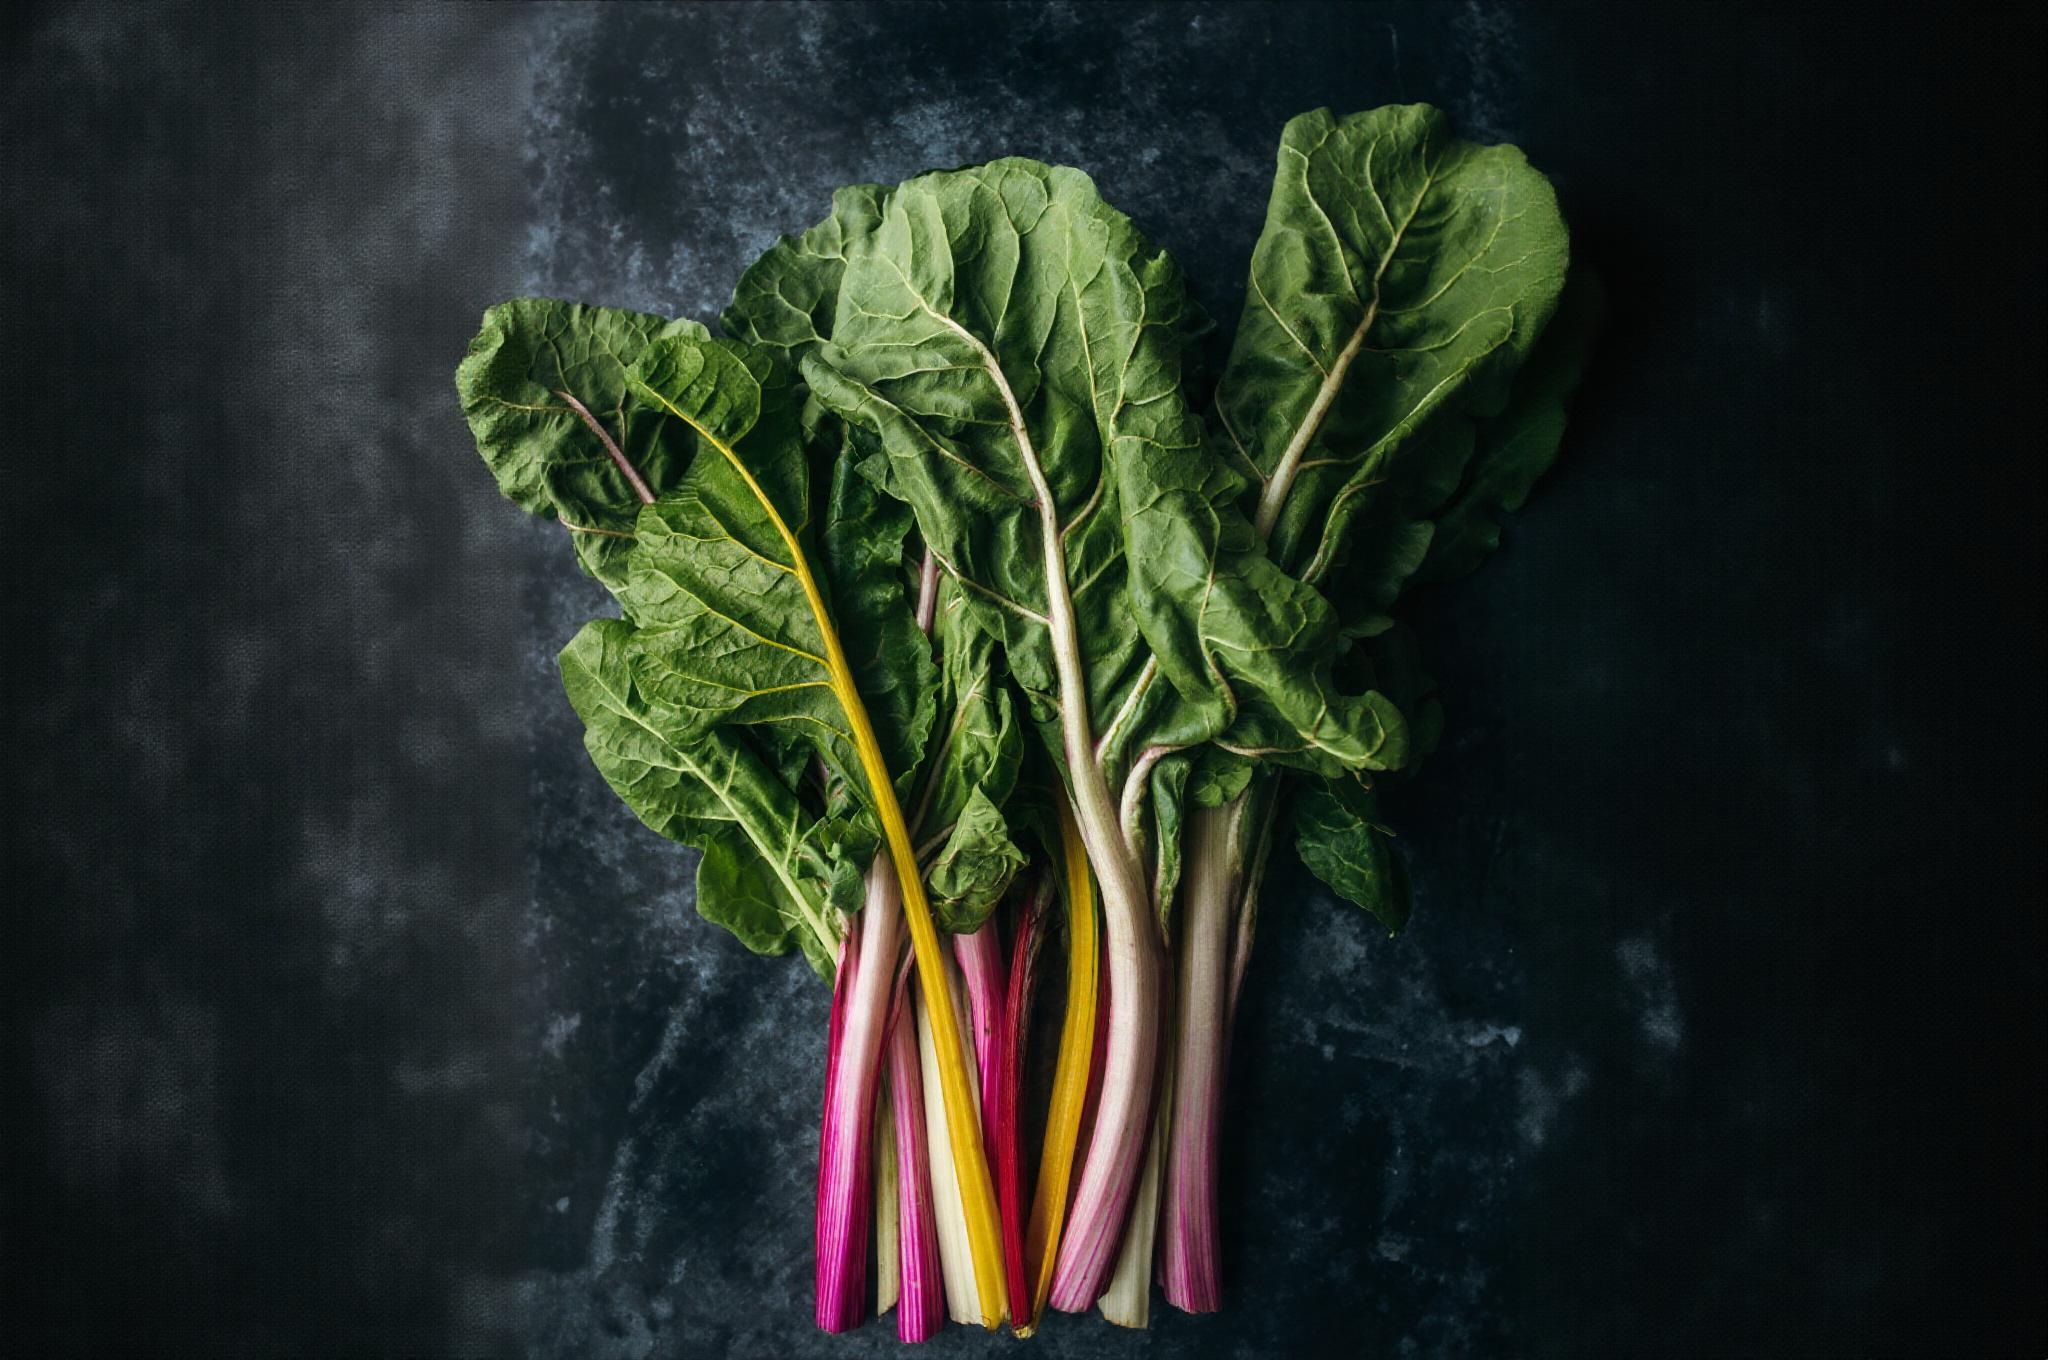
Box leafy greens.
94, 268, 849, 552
457, 100, 1590, 1340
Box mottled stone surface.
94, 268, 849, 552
3, 3, 2043, 1356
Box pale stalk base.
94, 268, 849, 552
917, 960, 985, 1325
1099, 1041, 1174, 1328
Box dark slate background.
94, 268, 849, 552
4, 3, 2043, 1356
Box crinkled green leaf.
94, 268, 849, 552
1313, 416, 1471, 638
694, 836, 798, 959
1146, 754, 1193, 939
558, 618, 859, 967
1293, 777, 1411, 936
926, 784, 1027, 931
1314, 270, 1599, 629
822, 449, 940, 798
1355, 621, 1444, 769
1186, 748, 1254, 810
1416, 269, 1603, 584
1214, 104, 1569, 601
619, 333, 930, 801
724, 184, 886, 360
1203, 107, 1581, 945
456, 299, 705, 590
736, 167, 1196, 892
788, 159, 1402, 791
907, 578, 1022, 847
998, 752, 1074, 912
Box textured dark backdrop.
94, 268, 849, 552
4, 3, 2043, 1356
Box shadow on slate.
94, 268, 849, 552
1, 2, 2042, 1358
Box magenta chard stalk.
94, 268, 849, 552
886, 963, 944, 1341
951, 922, 1007, 1146
815, 863, 907, 1331
1158, 798, 1245, 1312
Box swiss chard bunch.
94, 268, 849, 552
457, 102, 1589, 1339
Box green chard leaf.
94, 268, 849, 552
909, 578, 1026, 928
1288, 618, 1442, 923
1414, 268, 1604, 584
1145, 753, 1194, 938
616, 328, 1029, 935
820, 443, 941, 799
1291, 776, 1412, 936
457, 299, 706, 590
1357, 620, 1445, 768
529, 327, 950, 974
729, 183, 1090, 920
559, 618, 860, 973
1205, 105, 1578, 929
925, 784, 1027, 931
1185, 747, 1254, 810
725, 184, 887, 359
617, 335, 933, 796
1214, 104, 1570, 628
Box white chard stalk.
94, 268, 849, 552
917, 963, 984, 1325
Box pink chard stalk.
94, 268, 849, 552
814, 865, 907, 1331
887, 966, 945, 1341
997, 881, 1049, 1321
951, 922, 1007, 1150
1158, 800, 1243, 1311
